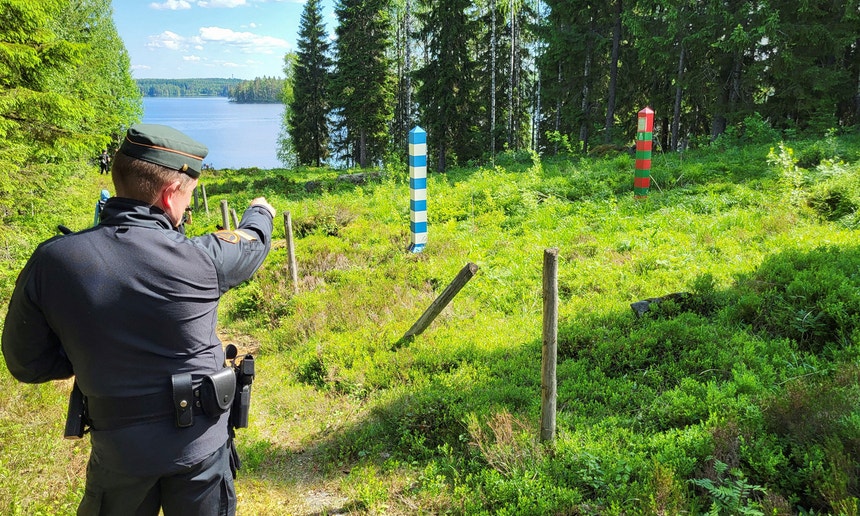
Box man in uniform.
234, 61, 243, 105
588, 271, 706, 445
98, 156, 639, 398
2, 124, 275, 515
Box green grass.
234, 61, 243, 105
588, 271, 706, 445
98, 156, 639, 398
2, 134, 860, 514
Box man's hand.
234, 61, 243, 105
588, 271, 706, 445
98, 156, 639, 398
250, 197, 276, 218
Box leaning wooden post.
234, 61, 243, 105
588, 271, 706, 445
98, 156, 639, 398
202, 184, 210, 216
402, 262, 478, 340
284, 211, 299, 294
231, 208, 239, 229
540, 248, 558, 443
220, 200, 230, 230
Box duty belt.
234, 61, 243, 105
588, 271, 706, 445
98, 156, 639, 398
84, 369, 236, 431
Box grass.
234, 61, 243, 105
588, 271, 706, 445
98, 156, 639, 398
2, 132, 860, 514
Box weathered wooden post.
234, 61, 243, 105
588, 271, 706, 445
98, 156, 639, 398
284, 211, 298, 294
540, 248, 558, 443
202, 184, 210, 216
220, 200, 230, 230
634, 107, 654, 199
408, 126, 428, 253
402, 262, 479, 340
230, 208, 239, 229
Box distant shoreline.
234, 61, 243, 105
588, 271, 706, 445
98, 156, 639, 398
142, 95, 283, 105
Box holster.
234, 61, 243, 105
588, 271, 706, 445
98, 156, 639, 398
64, 381, 89, 439
199, 367, 236, 416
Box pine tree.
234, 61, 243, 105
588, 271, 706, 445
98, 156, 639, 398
332, 0, 396, 168
288, 0, 333, 167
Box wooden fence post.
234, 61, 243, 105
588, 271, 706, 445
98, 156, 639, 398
220, 200, 230, 230
540, 248, 558, 443
284, 211, 298, 294
402, 262, 479, 340
230, 208, 239, 229
202, 184, 210, 216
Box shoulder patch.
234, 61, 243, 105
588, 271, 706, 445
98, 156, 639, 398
214, 229, 258, 244
214, 230, 240, 244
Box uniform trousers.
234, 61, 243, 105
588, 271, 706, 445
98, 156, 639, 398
77, 440, 236, 516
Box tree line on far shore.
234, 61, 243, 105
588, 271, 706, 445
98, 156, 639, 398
136, 78, 285, 104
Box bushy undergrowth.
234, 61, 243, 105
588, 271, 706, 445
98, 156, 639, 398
2, 133, 860, 514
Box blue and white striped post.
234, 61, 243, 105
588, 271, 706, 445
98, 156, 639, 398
408, 126, 428, 253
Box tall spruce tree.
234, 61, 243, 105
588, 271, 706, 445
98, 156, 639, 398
288, 0, 332, 167
414, 0, 481, 170
332, 0, 396, 168
287, 0, 332, 167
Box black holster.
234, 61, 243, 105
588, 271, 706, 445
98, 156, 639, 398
64, 381, 89, 439
230, 355, 254, 429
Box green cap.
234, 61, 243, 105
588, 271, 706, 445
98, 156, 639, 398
119, 124, 208, 178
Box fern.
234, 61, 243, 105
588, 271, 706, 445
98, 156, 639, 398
691, 460, 766, 516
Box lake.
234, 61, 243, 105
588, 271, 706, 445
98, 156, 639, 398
142, 97, 284, 170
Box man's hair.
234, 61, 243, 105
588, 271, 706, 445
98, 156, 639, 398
111, 151, 195, 203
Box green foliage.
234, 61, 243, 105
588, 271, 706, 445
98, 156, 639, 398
731, 246, 860, 351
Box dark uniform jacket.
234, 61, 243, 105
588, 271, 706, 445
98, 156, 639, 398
1, 197, 273, 476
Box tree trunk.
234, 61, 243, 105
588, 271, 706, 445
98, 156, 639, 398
507, 0, 515, 150
660, 116, 669, 152
359, 128, 368, 168
554, 63, 561, 154
580, 33, 592, 153
604, 0, 621, 144
855, 54, 860, 123
671, 44, 685, 151
490, 0, 496, 159
405, 0, 412, 128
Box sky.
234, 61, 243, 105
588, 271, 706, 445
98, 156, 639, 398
112, 0, 335, 80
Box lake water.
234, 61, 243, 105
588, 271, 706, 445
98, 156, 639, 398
142, 97, 284, 169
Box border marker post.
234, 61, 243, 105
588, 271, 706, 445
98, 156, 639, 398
408, 127, 428, 253
634, 107, 654, 199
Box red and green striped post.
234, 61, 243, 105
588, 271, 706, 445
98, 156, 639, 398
634, 107, 654, 199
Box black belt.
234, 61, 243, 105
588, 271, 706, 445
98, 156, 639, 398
86, 390, 203, 430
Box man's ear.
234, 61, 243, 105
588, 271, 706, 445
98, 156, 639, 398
159, 180, 182, 211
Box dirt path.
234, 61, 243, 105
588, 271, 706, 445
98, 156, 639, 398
218, 327, 354, 515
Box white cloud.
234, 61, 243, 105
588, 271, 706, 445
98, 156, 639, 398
198, 26, 289, 54
196, 0, 248, 7
183, 55, 202, 61
131, 64, 152, 71
146, 31, 186, 51
150, 0, 192, 10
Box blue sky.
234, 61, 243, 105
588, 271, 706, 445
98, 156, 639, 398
112, 0, 335, 80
